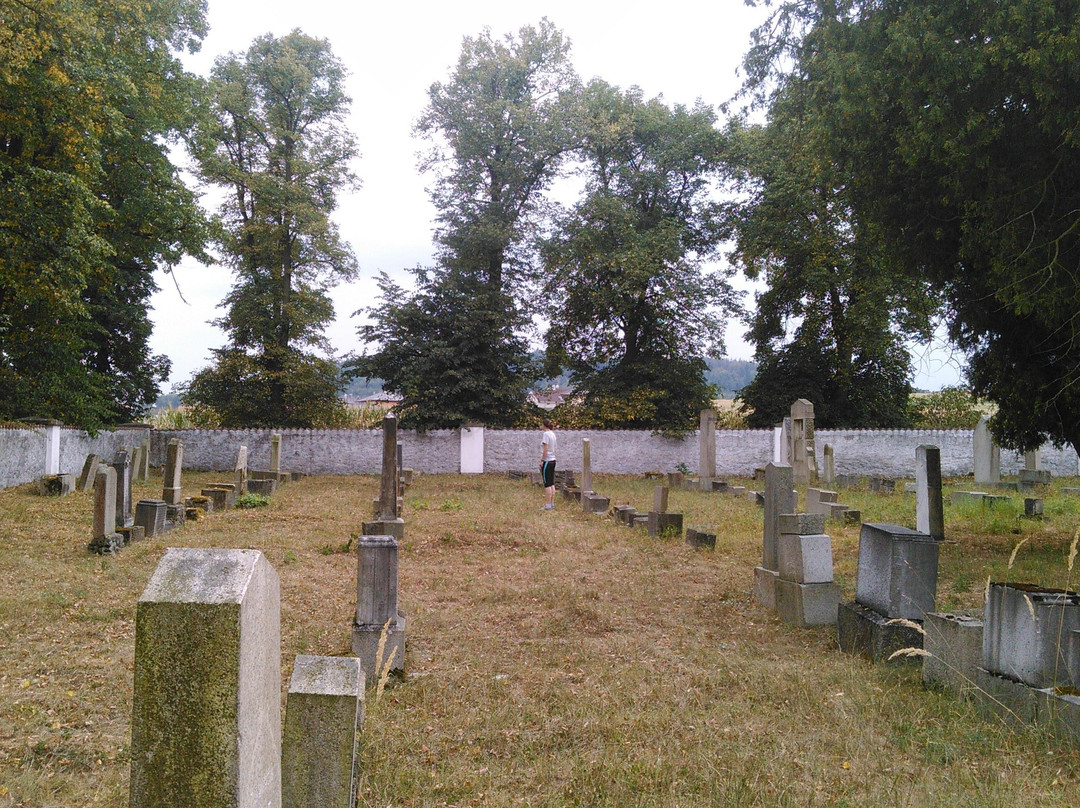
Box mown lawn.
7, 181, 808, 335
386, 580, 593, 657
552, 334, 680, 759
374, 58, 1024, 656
1, 470, 1079, 806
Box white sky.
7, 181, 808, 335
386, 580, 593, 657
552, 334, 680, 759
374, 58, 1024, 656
148, 0, 964, 393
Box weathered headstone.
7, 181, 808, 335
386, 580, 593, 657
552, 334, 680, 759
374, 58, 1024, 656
89, 467, 122, 554
973, 416, 1001, 484
983, 582, 1080, 689
822, 444, 835, 486
653, 485, 669, 514
685, 527, 716, 550
134, 500, 168, 538
362, 414, 404, 539
582, 438, 593, 495
923, 612, 984, 694
916, 445, 944, 540
789, 399, 817, 485
699, 409, 716, 490
1024, 449, 1041, 471
235, 445, 249, 495
138, 438, 151, 482
112, 449, 133, 528
38, 474, 75, 496
855, 523, 939, 620
776, 512, 840, 627
351, 535, 405, 681
162, 438, 183, 506
77, 453, 100, 492
1025, 497, 1044, 518
130, 548, 281, 808
754, 463, 796, 609
281, 655, 364, 808
270, 433, 282, 476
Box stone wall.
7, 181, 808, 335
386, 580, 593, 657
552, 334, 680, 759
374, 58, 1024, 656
0, 424, 1077, 489
149, 428, 461, 475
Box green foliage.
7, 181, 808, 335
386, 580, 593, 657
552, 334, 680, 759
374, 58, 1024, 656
907, 387, 985, 430
351, 270, 540, 431
0, 0, 209, 430
741, 0, 1080, 452
182, 348, 343, 429
723, 95, 932, 429
185, 31, 358, 428
543, 82, 736, 432
234, 493, 271, 509
354, 20, 576, 429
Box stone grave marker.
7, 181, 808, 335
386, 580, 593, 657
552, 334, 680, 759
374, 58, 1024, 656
916, 445, 944, 540
88, 467, 122, 554
362, 414, 404, 539
130, 547, 280, 808
77, 453, 100, 492
162, 438, 184, 507
134, 500, 168, 538
822, 444, 835, 486
112, 449, 134, 528
699, 408, 717, 490
973, 416, 1001, 484
776, 512, 840, 627
282, 655, 364, 808
789, 399, 817, 485
753, 463, 796, 609
138, 438, 151, 481
352, 535, 405, 680
270, 432, 282, 476
236, 445, 249, 495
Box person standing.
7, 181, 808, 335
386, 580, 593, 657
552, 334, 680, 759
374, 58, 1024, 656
540, 418, 557, 510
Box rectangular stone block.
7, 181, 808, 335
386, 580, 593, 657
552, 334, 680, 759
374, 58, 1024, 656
130, 548, 280, 808
582, 493, 610, 514
982, 582, 1080, 688
612, 505, 636, 526
647, 511, 682, 538
117, 525, 145, 544
685, 528, 716, 550
77, 453, 100, 492
728, 485, 746, 497
1019, 469, 1052, 486
1035, 688, 1080, 747
778, 513, 825, 535
922, 612, 984, 694
38, 473, 75, 496
973, 668, 1036, 727
1024, 497, 1044, 517
855, 523, 939, 620
135, 500, 168, 538
247, 478, 278, 496
202, 487, 235, 511
775, 578, 840, 627
778, 533, 834, 584
837, 600, 924, 665
806, 488, 838, 516
360, 519, 404, 540
282, 655, 364, 808
753, 566, 778, 610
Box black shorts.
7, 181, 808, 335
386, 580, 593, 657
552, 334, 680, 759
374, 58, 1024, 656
541, 460, 556, 488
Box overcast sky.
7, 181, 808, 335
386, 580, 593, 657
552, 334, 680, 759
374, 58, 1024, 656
148, 0, 964, 393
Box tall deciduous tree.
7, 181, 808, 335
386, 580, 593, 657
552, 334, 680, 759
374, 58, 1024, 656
185, 30, 358, 427
723, 103, 933, 428
0, 0, 208, 429
351, 19, 579, 428
542, 81, 736, 430
741, 0, 1080, 450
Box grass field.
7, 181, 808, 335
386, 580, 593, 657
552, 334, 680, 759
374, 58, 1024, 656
2, 471, 1080, 806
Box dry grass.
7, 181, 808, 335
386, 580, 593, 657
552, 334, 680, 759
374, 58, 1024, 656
1, 471, 1080, 806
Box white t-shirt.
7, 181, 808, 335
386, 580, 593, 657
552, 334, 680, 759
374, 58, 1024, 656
542, 429, 557, 462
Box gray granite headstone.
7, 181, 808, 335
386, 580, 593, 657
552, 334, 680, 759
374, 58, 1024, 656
130, 548, 281, 808
915, 445, 944, 540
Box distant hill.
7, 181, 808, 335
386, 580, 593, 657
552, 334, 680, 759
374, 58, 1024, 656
705, 358, 757, 396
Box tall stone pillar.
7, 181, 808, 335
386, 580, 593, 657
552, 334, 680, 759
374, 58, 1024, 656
699, 409, 717, 488
916, 445, 944, 540
351, 535, 405, 680
162, 439, 184, 506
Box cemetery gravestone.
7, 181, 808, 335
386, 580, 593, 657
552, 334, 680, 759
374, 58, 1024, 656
789, 399, 817, 485
77, 454, 100, 492
753, 463, 796, 609
236, 445, 249, 495
130, 548, 281, 808
352, 535, 406, 680
89, 467, 122, 554
362, 414, 405, 539
270, 433, 282, 476
973, 416, 1001, 484
112, 449, 133, 528
916, 445, 945, 540
699, 409, 717, 490
822, 444, 835, 486
281, 655, 364, 808
162, 439, 184, 506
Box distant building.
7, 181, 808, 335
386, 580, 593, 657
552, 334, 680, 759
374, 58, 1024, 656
529, 386, 573, 410
344, 391, 403, 409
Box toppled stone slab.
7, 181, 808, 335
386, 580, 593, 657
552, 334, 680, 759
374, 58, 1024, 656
837, 601, 924, 665
685, 528, 716, 550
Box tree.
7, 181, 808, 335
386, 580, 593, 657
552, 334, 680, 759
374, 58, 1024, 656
0, 0, 209, 429
351, 20, 579, 428
741, 0, 1080, 451
185, 30, 358, 428
542, 81, 736, 430
723, 103, 933, 428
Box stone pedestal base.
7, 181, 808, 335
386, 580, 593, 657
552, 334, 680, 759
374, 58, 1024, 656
837, 601, 923, 664
647, 511, 683, 538
582, 492, 610, 514
351, 613, 406, 682
39, 474, 75, 496
923, 612, 984, 693
753, 566, 778, 610
361, 518, 404, 540
88, 533, 123, 554
973, 668, 1037, 726
247, 478, 277, 496
685, 528, 716, 550
117, 525, 145, 544
776, 579, 840, 627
